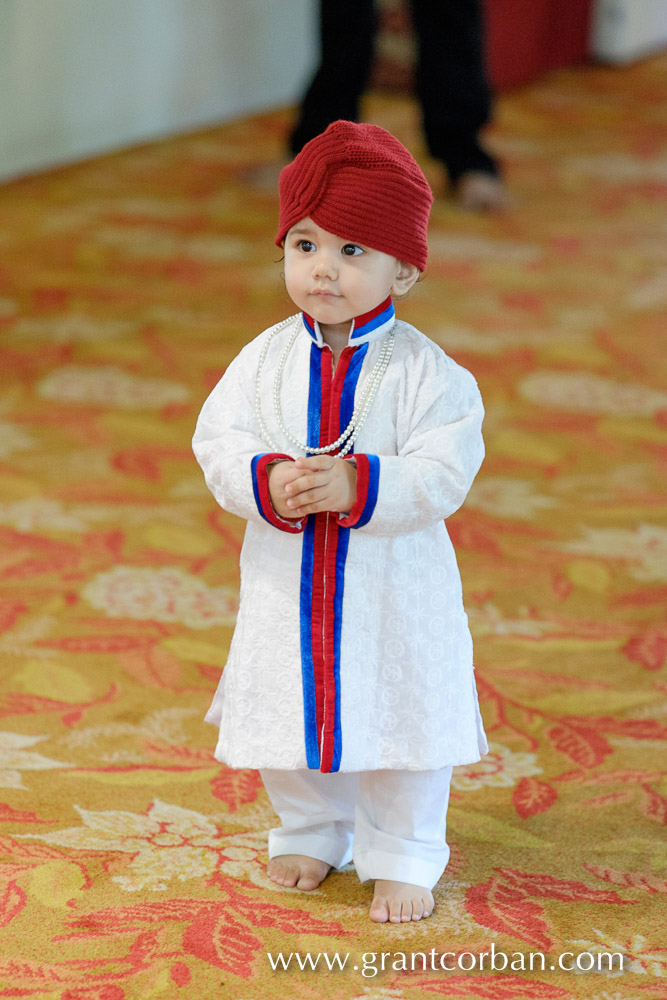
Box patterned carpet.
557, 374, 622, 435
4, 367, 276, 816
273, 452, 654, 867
1, 54, 666, 1000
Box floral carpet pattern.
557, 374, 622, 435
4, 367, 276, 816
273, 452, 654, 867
1, 55, 666, 1000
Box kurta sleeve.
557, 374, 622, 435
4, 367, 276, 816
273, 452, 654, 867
192, 343, 305, 533
339, 350, 484, 536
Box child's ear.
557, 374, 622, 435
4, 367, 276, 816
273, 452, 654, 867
392, 261, 420, 297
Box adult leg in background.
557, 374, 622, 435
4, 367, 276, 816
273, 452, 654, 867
289, 0, 377, 154
409, 0, 508, 209
409, 0, 497, 181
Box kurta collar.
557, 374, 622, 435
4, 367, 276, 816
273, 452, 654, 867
302, 296, 395, 348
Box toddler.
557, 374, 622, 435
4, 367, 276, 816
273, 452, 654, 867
193, 120, 487, 923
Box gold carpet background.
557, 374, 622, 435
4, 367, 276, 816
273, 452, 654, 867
0, 55, 666, 1000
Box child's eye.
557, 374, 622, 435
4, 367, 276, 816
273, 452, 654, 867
341, 244, 364, 257
297, 240, 316, 253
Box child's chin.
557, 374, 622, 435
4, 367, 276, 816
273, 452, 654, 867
310, 307, 353, 326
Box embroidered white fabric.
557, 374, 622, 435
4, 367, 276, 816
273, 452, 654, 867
193, 317, 488, 771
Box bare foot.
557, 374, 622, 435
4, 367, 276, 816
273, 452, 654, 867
266, 854, 331, 891
370, 879, 434, 923
456, 171, 511, 213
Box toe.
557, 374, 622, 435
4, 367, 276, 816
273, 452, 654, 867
296, 870, 319, 890
267, 860, 295, 886
389, 898, 403, 923
266, 861, 281, 883
267, 855, 330, 890
369, 896, 390, 923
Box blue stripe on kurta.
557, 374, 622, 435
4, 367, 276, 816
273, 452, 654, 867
353, 454, 380, 528
330, 525, 350, 772
339, 343, 367, 438
299, 344, 323, 768
326, 347, 366, 771
250, 453, 269, 521
307, 343, 322, 447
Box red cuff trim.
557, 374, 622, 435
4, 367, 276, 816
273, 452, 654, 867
252, 453, 305, 533
338, 454, 370, 527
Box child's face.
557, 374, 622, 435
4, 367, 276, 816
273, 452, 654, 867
283, 217, 418, 337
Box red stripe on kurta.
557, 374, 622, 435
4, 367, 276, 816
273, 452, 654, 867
317, 348, 354, 772
310, 511, 327, 744
309, 350, 331, 748
339, 453, 370, 527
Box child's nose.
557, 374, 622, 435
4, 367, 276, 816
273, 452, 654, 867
312, 251, 337, 279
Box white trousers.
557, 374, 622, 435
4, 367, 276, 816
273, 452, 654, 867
260, 767, 453, 890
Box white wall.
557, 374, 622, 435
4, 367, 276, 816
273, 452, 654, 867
0, 0, 316, 181
591, 0, 667, 62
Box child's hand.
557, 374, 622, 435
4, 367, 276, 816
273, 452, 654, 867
267, 460, 304, 519
284, 456, 357, 517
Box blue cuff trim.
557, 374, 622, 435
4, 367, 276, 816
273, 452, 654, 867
354, 454, 380, 528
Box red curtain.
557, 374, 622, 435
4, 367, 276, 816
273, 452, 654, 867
484, 0, 595, 90
371, 0, 595, 93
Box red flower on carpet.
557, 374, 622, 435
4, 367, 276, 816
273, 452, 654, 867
465, 869, 633, 951
513, 777, 558, 818
65, 894, 352, 980
584, 864, 667, 894
622, 629, 667, 671
0, 880, 26, 928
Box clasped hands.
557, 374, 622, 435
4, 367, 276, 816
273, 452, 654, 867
268, 456, 356, 519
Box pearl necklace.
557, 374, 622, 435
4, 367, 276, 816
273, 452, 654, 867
254, 314, 395, 458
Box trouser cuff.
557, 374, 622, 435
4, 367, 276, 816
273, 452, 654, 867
268, 828, 353, 871
353, 846, 450, 890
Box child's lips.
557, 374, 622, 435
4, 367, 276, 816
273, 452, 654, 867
311, 289, 340, 300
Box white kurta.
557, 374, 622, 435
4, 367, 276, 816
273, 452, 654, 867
193, 303, 488, 773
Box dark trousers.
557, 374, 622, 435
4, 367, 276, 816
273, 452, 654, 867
289, 0, 498, 182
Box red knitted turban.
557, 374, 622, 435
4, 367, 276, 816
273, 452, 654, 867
275, 120, 433, 272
